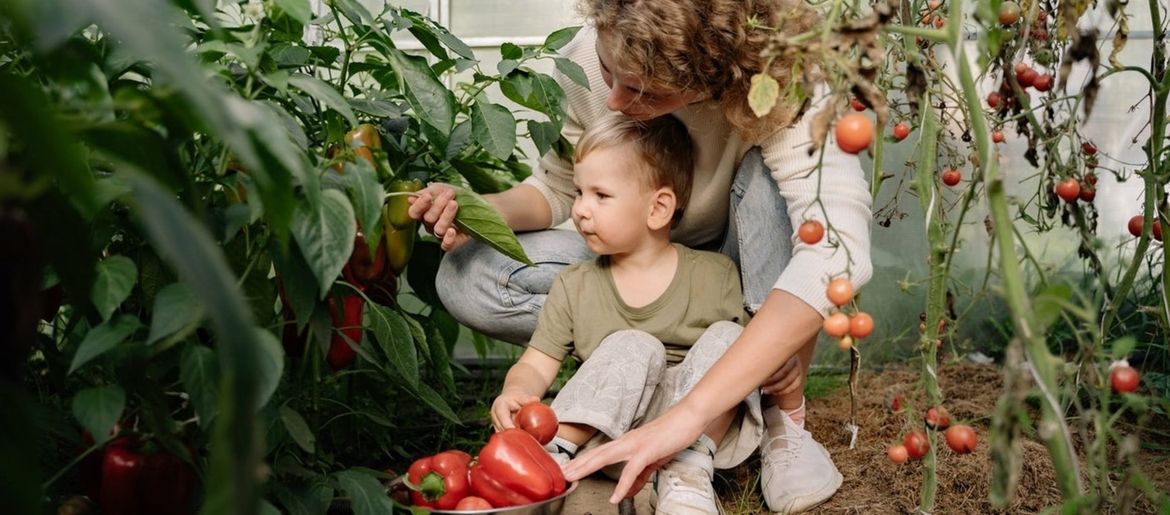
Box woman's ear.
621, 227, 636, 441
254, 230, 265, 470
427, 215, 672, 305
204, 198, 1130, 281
646, 187, 677, 231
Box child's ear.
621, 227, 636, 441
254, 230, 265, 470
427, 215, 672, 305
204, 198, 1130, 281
647, 187, 676, 231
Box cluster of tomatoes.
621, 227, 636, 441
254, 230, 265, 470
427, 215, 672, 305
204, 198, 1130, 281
839, 96, 912, 157
797, 219, 873, 349
1128, 214, 1164, 242
1052, 143, 1101, 204
886, 401, 977, 464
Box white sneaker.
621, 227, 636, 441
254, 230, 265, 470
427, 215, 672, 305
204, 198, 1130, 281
650, 451, 721, 515
760, 411, 842, 513
542, 442, 573, 471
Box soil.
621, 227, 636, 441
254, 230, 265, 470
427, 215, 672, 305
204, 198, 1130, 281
704, 363, 1170, 514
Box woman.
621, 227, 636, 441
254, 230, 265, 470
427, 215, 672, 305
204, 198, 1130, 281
408, 0, 872, 511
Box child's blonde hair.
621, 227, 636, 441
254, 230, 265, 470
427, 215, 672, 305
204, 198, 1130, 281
574, 114, 695, 226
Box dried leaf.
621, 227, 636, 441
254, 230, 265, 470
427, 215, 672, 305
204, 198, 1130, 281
748, 73, 780, 118
807, 101, 838, 156
1109, 14, 1129, 68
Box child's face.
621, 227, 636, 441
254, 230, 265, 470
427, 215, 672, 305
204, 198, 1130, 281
572, 145, 661, 255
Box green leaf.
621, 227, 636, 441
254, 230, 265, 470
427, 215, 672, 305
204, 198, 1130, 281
1032, 283, 1073, 335
181, 344, 220, 426
274, 0, 311, 24
497, 59, 520, 76
471, 102, 516, 160
332, 0, 372, 24
279, 405, 316, 454
148, 282, 204, 345
553, 57, 590, 90
91, 255, 137, 322
289, 74, 356, 126
426, 324, 456, 396
748, 73, 779, 118
406, 240, 442, 307
453, 189, 533, 266
369, 305, 419, 388
501, 72, 565, 119
335, 469, 394, 515
253, 328, 285, 411
500, 42, 522, 60
388, 49, 455, 133
527, 120, 559, 159
410, 381, 460, 424
291, 189, 356, 299
270, 242, 317, 331
72, 385, 125, 446
339, 159, 384, 239
70, 315, 141, 374
543, 26, 581, 51
1110, 336, 1136, 360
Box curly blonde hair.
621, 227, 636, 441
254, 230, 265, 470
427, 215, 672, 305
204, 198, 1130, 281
581, 0, 820, 143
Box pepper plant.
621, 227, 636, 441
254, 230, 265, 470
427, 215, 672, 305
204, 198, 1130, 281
0, 0, 580, 513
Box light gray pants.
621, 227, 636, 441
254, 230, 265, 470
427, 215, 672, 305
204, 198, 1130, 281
551, 321, 764, 470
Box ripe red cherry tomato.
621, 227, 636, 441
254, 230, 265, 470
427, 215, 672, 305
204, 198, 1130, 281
998, 1, 1021, 24
455, 496, 494, 510
945, 425, 977, 454
1033, 74, 1054, 92
1013, 62, 1029, 75
1128, 215, 1144, 237
835, 113, 875, 154
925, 406, 951, 430
514, 402, 559, 445
798, 220, 825, 245
893, 122, 911, 141
826, 278, 855, 307
1078, 185, 1095, 202
941, 168, 962, 187
849, 312, 874, 339
888, 444, 909, 464
1082, 141, 1098, 155
1017, 68, 1038, 88
1084, 172, 1097, 186
1055, 178, 1081, 203
823, 312, 851, 338
850, 97, 867, 111
903, 430, 930, 460
991, 131, 1005, 143
1110, 365, 1140, 393
986, 91, 1002, 109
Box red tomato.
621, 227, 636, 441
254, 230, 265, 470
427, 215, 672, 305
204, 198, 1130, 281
1055, 178, 1080, 203
1078, 185, 1095, 202
826, 278, 855, 307
888, 444, 909, 464
998, 1, 1021, 24
823, 312, 851, 338
903, 431, 930, 460
1111, 365, 1140, 393
1013, 62, 1029, 75
1155, 220, 1164, 241
1033, 74, 1053, 92
1128, 215, 1144, 237
893, 122, 911, 141
455, 496, 494, 510
889, 394, 905, 413
986, 91, 1002, 109
850, 97, 867, 112
1017, 68, 1037, 88
1082, 141, 1098, 155
515, 402, 559, 446
945, 425, 977, 454
933, 16, 945, 28
925, 406, 951, 430
798, 220, 825, 245
991, 131, 1005, 143
942, 168, 962, 187
1084, 172, 1097, 186
835, 113, 875, 154
849, 312, 874, 338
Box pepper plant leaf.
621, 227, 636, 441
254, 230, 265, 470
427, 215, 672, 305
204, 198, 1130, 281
91, 255, 137, 322
72, 385, 125, 446
453, 189, 534, 266
291, 189, 356, 299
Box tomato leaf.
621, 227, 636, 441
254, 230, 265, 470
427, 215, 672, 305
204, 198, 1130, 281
748, 73, 779, 118
335, 469, 394, 515
148, 282, 205, 345
69, 315, 142, 374
453, 189, 534, 266
180, 343, 219, 426
471, 101, 516, 160
72, 385, 125, 446
554, 57, 590, 90
91, 255, 137, 322
279, 405, 316, 454
291, 189, 356, 299
369, 304, 419, 388
289, 74, 356, 126
273, 0, 311, 24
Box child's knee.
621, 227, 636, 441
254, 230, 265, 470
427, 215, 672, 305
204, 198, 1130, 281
697, 321, 744, 353
595, 329, 666, 367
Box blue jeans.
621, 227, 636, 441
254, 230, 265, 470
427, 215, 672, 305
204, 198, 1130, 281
435, 148, 793, 344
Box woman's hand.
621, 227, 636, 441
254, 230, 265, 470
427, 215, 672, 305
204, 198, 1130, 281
563, 403, 706, 504
760, 354, 804, 396
490, 388, 541, 432
407, 183, 471, 251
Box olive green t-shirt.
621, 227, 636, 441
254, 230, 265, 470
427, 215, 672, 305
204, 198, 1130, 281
529, 244, 749, 365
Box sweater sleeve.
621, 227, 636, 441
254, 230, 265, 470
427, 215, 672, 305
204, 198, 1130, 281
759, 93, 874, 317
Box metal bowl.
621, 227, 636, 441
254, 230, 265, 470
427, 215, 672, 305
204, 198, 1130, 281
390, 478, 578, 515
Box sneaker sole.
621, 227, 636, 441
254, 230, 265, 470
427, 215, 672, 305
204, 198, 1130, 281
770, 469, 843, 514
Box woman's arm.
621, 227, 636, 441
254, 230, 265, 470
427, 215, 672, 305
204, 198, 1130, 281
563, 289, 821, 502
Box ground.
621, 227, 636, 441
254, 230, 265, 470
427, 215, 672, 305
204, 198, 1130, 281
561, 363, 1170, 514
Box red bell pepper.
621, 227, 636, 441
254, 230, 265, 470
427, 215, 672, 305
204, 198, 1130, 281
406, 450, 473, 510
327, 294, 364, 369
341, 231, 387, 290
469, 428, 566, 508
98, 436, 197, 515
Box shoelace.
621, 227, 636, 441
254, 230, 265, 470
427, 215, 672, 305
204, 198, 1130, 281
660, 469, 714, 500
761, 432, 802, 469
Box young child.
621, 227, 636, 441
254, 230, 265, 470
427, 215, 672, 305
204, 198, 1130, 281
490, 114, 763, 515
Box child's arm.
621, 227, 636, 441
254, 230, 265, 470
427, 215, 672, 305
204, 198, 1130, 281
490, 347, 563, 432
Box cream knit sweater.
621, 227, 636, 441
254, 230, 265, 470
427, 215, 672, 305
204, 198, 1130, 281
520, 27, 873, 317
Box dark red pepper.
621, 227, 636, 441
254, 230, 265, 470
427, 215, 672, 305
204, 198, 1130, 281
341, 231, 387, 291
406, 450, 473, 510
327, 294, 364, 369
469, 428, 566, 508
98, 436, 196, 515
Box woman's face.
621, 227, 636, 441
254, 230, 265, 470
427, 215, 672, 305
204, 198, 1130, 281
596, 35, 698, 121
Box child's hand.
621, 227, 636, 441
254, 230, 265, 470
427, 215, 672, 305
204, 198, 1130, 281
490, 389, 541, 432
